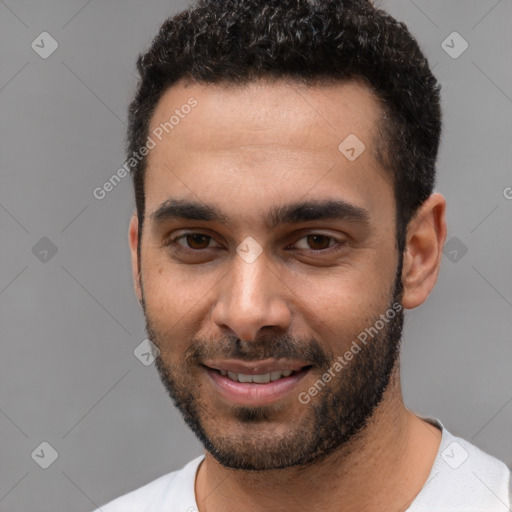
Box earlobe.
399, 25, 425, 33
401, 193, 447, 310
128, 214, 142, 303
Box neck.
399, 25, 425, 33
195, 364, 442, 512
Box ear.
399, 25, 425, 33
128, 212, 142, 303
401, 193, 447, 309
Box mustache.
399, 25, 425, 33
184, 334, 333, 369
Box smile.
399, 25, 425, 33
202, 359, 313, 406
219, 369, 296, 383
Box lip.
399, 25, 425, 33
204, 362, 312, 407
203, 358, 309, 375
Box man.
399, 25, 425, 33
94, 0, 511, 510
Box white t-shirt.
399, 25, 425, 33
92, 417, 511, 511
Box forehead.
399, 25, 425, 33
149, 78, 384, 154
144, 78, 394, 224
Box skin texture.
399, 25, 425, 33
128, 79, 447, 511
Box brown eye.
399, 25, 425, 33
185, 234, 212, 249
291, 233, 342, 252
306, 234, 332, 250
165, 232, 222, 253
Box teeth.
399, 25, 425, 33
221, 370, 295, 383
252, 373, 271, 383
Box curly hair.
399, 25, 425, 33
127, 0, 441, 253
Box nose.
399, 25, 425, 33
211, 250, 292, 341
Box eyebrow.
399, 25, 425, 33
267, 199, 370, 228
150, 199, 370, 228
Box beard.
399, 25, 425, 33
141, 258, 405, 471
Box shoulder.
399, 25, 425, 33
409, 417, 511, 511
90, 455, 204, 512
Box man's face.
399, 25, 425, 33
133, 79, 404, 470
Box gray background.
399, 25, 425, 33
1, 0, 511, 510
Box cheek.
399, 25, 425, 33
289, 258, 396, 349
140, 257, 220, 343
295, 281, 374, 341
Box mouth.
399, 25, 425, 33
202, 359, 313, 406
216, 368, 302, 383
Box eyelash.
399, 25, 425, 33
164, 232, 345, 254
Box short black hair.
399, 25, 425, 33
127, 0, 441, 254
